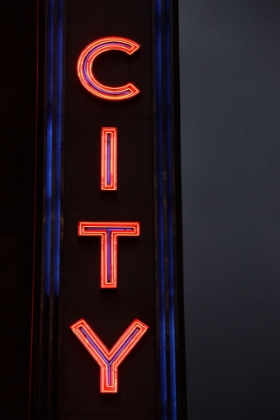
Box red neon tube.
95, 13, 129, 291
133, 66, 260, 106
101, 127, 117, 190
78, 222, 140, 288
77, 37, 140, 101
71, 318, 148, 393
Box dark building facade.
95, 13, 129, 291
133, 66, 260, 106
0, 1, 185, 419
0, 2, 36, 419
1, 1, 280, 420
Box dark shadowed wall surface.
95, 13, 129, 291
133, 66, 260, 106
179, 1, 280, 419
0, 2, 36, 419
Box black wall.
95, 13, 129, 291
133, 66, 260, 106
179, 1, 280, 419
0, 2, 36, 419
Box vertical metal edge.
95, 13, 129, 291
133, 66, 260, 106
153, 0, 168, 418
55, 0, 65, 416
169, 0, 188, 416
30, 0, 64, 417
154, 0, 187, 418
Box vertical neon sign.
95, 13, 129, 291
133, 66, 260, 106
38, 0, 184, 415
71, 36, 146, 394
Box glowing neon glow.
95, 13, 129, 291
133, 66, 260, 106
71, 318, 148, 393
78, 222, 140, 288
101, 127, 117, 190
77, 37, 140, 101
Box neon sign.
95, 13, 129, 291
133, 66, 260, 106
72, 37, 147, 394
71, 319, 148, 393
77, 37, 140, 101
78, 222, 140, 288
43, 0, 182, 413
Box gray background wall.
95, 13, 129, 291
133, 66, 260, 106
179, 1, 280, 419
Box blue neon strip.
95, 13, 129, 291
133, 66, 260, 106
155, 0, 168, 417
54, 0, 63, 296
107, 133, 111, 185
45, 0, 54, 295
165, 0, 177, 417
45, 0, 63, 296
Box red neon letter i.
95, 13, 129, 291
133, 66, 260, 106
101, 127, 117, 190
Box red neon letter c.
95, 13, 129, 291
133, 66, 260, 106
77, 37, 140, 101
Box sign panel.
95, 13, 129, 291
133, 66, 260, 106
32, 0, 186, 419
60, 1, 155, 415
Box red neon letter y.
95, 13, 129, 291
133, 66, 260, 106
71, 318, 148, 393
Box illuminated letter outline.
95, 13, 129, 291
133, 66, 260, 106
101, 127, 117, 191
77, 37, 140, 101
78, 222, 140, 288
71, 318, 148, 393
